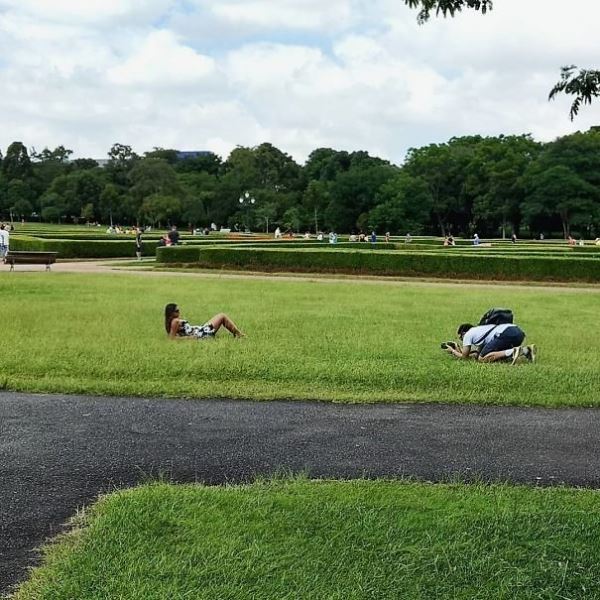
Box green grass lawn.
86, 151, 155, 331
14, 479, 600, 599
1, 272, 599, 406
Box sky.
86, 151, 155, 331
0, 0, 598, 165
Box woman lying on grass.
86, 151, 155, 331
164, 303, 244, 340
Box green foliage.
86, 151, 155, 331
10, 236, 157, 258
405, 0, 492, 23
1, 273, 599, 405
550, 66, 600, 120
157, 244, 600, 283
14, 479, 600, 599
2, 130, 600, 239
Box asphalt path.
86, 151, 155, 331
2, 392, 600, 593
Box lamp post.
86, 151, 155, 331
238, 191, 255, 232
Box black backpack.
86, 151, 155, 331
479, 308, 514, 326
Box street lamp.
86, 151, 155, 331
238, 191, 255, 232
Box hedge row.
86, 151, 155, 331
10, 236, 159, 258
156, 246, 600, 282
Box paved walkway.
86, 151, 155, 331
2, 392, 600, 593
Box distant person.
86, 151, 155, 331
317, 231, 324, 241
370, 230, 377, 244
444, 322, 535, 364
274, 227, 282, 239
405, 233, 411, 244
211, 222, 217, 231
0, 224, 8, 259
539, 233, 544, 241
164, 303, 244, 340
511, 233, 517, 244
578, 238, 584, 247
473, 233, 480, 246
167, 225, 180, 246
135, 227, 143, 261
385, 232, 390, 243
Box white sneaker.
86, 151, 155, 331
524, 344, 537, 363
511, 347, 523, 365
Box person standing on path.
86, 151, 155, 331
135, 227, 143, 261
0, 224, 9, 260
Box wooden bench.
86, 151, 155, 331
4, 251, 58, 271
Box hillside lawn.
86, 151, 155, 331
14, 479, 600, 599
1, 271, 598, 406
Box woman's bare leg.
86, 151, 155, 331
207, 313, 244, 337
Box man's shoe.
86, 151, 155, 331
524, 344, 536, 363
511, 347, 522, 365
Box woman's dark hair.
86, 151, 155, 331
165, 303, 179, 334
457, 323, 473, 337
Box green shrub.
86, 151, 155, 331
10, 237, 158, 258
156, 245, 600, 282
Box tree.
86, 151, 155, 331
466, 135, 541, 237
253, 202, 278, 233
368, 173, 433, 233
175, 152, 222, 176
2, 142, 33, 181
81, 202, 95, 222
144, 147, 179, 164
403, 0, 599, 118
302, 180, 330, 233
44, 171, 103, 222
106, 143, 139, 188
405, 0, 492, 23
140, 194, 182, 227
521, 165, 598, 238
41, 205, 62, 223
403, 142, 465, 235
10, 198, 33, 219
325, 163, 397, 232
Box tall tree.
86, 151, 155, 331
2, 142, 33, 181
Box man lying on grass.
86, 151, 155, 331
443, 322, 536, 364
165, 303, 244, 340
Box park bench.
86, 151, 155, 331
4, 251, 58, 271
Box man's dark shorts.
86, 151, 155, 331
479, 326, 525, 357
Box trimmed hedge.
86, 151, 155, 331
156, 245, 600, 282
10, 236, 158, 258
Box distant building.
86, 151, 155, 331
176, 151, 212, 160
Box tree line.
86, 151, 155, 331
1, 129, 599, 238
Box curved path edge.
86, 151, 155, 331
1, 392, 599, 592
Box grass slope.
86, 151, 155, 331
1, 272, 598, 406
14, 480, 600, 599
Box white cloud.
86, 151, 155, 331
0, 0, 599, 164
107, 30, 215, 86
0, 0, 174, 25
209, 0, 355, 31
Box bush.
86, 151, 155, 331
156, 245, 600, 282
10, 237, 158, 258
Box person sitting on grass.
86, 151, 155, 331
445, 322, 536, 364
165, 303, 244, 340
